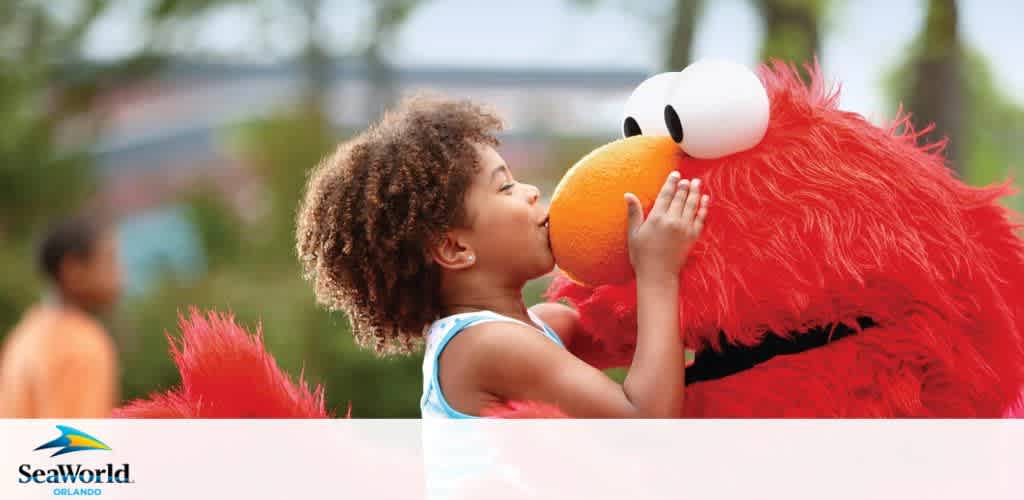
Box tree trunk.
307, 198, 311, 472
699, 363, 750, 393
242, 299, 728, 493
905, 0, 963, 172
301, 0, 329, 109
364, 40, 394, 122
364, 1, 419, 120
753, 0, 822, 80
665, 0, 703, 71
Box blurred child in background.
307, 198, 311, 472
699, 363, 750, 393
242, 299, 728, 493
0, 213, 123, 418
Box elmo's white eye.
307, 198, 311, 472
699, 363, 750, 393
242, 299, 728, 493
622, 72, 678, 138
663, 60, 769, 159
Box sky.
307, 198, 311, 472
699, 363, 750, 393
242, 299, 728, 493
80, 0, 1024, 120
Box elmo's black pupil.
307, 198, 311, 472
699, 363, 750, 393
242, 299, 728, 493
664, 105, 684, 143
623, 117, 642, 137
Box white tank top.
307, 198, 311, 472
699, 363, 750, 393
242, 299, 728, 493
420, 309, 565, 419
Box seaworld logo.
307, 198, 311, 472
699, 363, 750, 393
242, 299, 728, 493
33, 426, 111, 457
18, 426, 134, 496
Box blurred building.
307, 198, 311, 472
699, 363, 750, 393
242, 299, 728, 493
91, 59, 646, 293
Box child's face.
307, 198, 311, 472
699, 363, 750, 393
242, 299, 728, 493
460, 144, 554, 282
62, 229, 123, 312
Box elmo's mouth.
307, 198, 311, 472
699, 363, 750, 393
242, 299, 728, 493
685, 317, 877, 385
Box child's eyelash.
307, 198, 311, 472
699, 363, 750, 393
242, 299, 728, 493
499, 183, 515, 192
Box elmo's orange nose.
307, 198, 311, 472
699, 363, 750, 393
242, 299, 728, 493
549, 135, 683, 286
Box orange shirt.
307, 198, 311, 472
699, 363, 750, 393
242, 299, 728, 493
0, 304, 118, 418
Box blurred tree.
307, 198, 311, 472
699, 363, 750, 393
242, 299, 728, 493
229, 108, 338, 252
665, 0, 704, 70
299, 0, 330, 107
0, 0, 103, 238
569, 0, 705, 71
899, 0, 964, 172
752, 0, 824, 77
0, 0, 149, 336
183, 186, 244, 269
0, 0, 244, 334
364, 0, 421, 118
607, 0, 823, 74
887, 47, 1023, 208
0, 242, 40, 334
0, 0, 250, 238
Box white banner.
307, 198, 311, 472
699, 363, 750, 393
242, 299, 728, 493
1, 420, 1021, 500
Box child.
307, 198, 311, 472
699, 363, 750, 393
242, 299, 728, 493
296, 95, 708, 419
0, 213, 123, 417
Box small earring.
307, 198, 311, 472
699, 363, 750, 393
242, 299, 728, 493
467, 255, 475, 263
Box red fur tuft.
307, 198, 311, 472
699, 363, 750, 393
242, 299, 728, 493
114, 310, 329, 418
481, 401, 569, 419
1007, 393, 1024, 418
549, 60, 1024, 417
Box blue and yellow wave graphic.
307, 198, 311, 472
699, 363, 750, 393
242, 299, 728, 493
34, 426, 112, 457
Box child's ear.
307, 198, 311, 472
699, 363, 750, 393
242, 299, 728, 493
430, 231, 476, 270
60, 255, 84, 284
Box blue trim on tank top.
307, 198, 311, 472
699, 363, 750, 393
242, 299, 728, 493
429, 312, 564, 419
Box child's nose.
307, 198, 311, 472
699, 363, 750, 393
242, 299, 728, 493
526, 184, 541, 204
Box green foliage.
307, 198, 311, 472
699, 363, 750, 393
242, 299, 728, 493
0, 0, 117, 340
0, 242, 42, 341
752, 0, 826, 68
664, 0, 704, 70
886, 47, 1024, 209
227, 105, 338, 251
547, 134, 608, 181
182, 186, 245, 269
0, 4, 99, 238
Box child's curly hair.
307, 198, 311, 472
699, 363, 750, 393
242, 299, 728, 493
296, 94, 503, 354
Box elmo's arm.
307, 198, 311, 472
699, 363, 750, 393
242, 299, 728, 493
531, 302, 626, 369
543, 275, 640, 370
542, 276, 694, 372
529, 302, 579, 347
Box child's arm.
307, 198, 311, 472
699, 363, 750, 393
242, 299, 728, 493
531, 302, 697, 371
618, 173, 707, 416
461, 173, 708, 417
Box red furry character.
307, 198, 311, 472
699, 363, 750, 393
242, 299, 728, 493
547, 62, 1024, 417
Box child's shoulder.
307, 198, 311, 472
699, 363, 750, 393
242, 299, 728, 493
438, 315, 566, 379
432, 311, 544, 348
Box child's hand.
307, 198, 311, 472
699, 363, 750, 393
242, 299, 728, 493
624, 172, 710, 280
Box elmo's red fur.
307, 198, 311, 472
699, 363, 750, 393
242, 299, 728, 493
547, 62, 1024, 417
115, 310, 329, 418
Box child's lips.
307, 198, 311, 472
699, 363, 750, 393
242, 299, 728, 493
544, 221, 552, 251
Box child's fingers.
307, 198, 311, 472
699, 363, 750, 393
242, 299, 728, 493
692, 195, 710, 234
679, 178, 701, 223
667, 178, 690, 216
651, 171, 681, 215
624, 192, 644, 235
